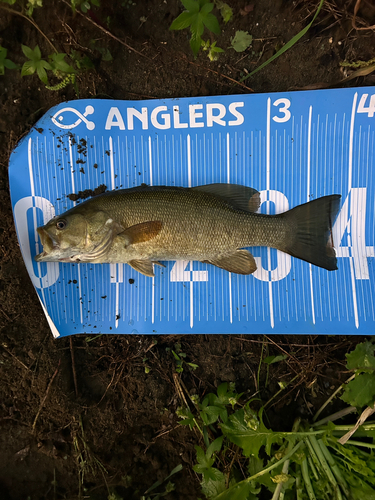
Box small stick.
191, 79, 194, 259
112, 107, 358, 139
70, 337, 79, 397
2, 345, 30, 371
0, 307, 10, 321
353, 0, 375, 30
0, 4, 58, 53
32, 360, 60, 432
184, 58, 254, 92
61, 0, 152, 60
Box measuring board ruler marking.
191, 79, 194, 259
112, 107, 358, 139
9, 88, 375, 336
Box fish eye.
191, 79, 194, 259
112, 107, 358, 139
56, 219, 67, 230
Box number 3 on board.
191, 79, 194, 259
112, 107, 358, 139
272, 98, 291, 123
357, 94, 375, 118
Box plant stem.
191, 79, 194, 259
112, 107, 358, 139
256, 336, 265, 393
246, 441, 304, 483
304, 437, 323, 475
0, 4, 58, 53
334, 438, 375, 450
324, 422, 375, 432
296, 468, 304, 500
307, 455, 319, 481
308, 435, 342, 497
318, 440, 350, 498
263, 373, 300, 410
313, 374, 356, 423
301, 458, 317, 500
312, 406, 357, 428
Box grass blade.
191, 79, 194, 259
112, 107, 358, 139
240, 0, 324, 81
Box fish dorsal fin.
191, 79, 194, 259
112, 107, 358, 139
119, 221, 162, 246
191, 184, 261, 213
203, 250, 257, 275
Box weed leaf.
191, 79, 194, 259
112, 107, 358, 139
215, 1, 233, 23
199, 467, 226, 498
341, 372, 375, 408
220, 408, 284, 458
21, 45, 51, 84
230, 31, 253, 52
206, 436, 224, 459
190, 35, 203, 57
49, 53, 75, 74
0, 46, 18, 75
181, 0, 200, 12
346, 341, 375, 371
202, 13, 220, 34
200, 405, 223, 425
264, 354, 288, 365
21, 60, 37, 77
21, 44, 39, 60
36, 63, 50, 84
190, 15, 205, 37
211, 480, 258, 500
200, 2, 213, 14
194, 445, 214, 470
170, 11, 195, 30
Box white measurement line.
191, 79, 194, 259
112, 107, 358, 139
266, 98, 274, 328
190, 261, 194, 328
227, 132, 233, 324
148, 136, 153, 186
349, 93, 359, 328
187, 134, 194, 328
109, 136, 121, 328
28, 138, 48, 306
307, 106, 316, 325
109, 137, 120, 329
148, 136, 155, 324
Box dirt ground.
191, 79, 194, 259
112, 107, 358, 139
0, 1, 374, 499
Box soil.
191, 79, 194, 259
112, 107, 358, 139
0, 1, 374, 499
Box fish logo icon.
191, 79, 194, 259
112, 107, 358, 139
51, 105, 95, 130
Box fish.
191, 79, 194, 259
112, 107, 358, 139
35, 184, 341, 277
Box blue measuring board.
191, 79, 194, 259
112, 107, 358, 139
8, 88, 375, 337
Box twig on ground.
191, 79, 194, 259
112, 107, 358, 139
353, 0, 375, 30
61, 0, 152, 60
0, 4, 58, 53
2, 344, 30, 371
182, 57, 254, 92
32, 360, 61, 432
70, 337, 78, 397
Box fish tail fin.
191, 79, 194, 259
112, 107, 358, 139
280, 195, 341, 271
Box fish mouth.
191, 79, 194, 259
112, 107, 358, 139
35, 227, 59, 262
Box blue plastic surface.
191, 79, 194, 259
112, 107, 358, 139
8, 88, 375, 337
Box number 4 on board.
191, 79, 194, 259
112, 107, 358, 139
357, 94, 375, 118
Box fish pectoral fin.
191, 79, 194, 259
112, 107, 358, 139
191, 184, 261, 213
128, 259, 156, 277
119, 221, 163, 246
204, 250, 257, 275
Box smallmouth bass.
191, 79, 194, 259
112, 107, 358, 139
35, 184, 341, 277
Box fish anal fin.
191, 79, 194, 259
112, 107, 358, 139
128, 260, 155, 277
120, 221, 162, 246
191, 184, 260, 213
204, 250, 257, 275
